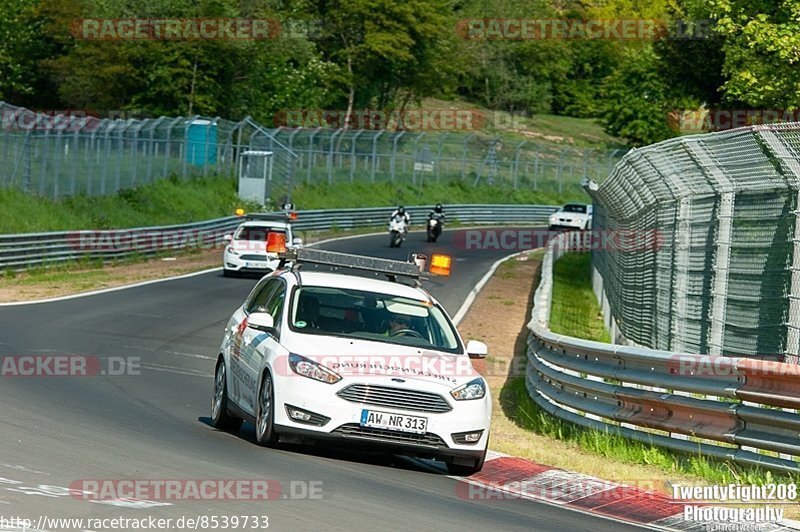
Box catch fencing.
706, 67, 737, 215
586, 123, 800, 362
0, 204, 557, 270
0, 101, 625, 201
528, 231, 800, 474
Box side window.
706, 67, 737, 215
246, 279, 279, 314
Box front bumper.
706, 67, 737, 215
223, 252, 280, 273
548, 218, 586, 230
272, 377, 491, 460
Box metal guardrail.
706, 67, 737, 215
527, 231, 800, 474
0, 204, 557, 270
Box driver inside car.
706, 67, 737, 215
387, 314, 415, 336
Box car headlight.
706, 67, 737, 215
450, 378, 486, 401
226, 246, 239, 256
288, 353, 341, 384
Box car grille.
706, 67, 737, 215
336, 384, 452, 413
334, 424, 447, 448
239, 254, 267, 261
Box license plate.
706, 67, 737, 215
360, 409, 428, 434
245, 261, 265, 269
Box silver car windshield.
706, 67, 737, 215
289, 286, 461, 352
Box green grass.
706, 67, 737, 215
548, 252, 611, 342
500, 377, 799, 486
0, 174, 591, 234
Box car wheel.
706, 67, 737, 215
223, 268, 236, 278
446, 450, 486, 477
255, 371, 278, 447
210, 359, 243, 432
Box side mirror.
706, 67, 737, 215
292, 237, 303, 247
466, 340, 488, 359
247, 312, 275, 333
223, 234, 233, 242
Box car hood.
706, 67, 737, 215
281, 334, 480, 389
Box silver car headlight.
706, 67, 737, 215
450, 377, 486, 401
288, 353, 341, 384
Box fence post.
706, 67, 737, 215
308, 127, 320, 184
350, 130, 362, 181
390, 131, 404, 181
370, 130, 383, 182
327, 129, 341, 184
686, 141, 735, 355
460, 134, 474, 181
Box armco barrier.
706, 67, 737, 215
527, 231, 800, 474
0, 204, 557, 270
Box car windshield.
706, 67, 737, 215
289, 286, 461, 352
562, 204, 587, 213
235, 226, 286, 241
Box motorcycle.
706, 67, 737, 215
388, 217, 408, 247
426, 218, 443, 242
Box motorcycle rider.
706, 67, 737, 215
426, 203, 445, 242
390, 205, 411, 225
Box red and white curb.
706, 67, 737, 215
452, 451, 800, 531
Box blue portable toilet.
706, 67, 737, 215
186, 118, 218, 165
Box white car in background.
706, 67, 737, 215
548, 203, 593, 230
211, 248, 492, 476
222, 214, 302, 277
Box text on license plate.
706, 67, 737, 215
360, 409, 428, 434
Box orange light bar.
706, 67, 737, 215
429, 254, 452, 276
266, 232, 287, 253
288, 211, 298, 220
235, 208, 245, 216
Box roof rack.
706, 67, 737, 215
278, 248, 423, 283
245, 212, 295, 222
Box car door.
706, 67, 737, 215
228, 277, 279, 411
238, 277, 287, 415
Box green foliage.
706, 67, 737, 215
549, 252, 611, 342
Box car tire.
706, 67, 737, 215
223, 268, 236, 278
210, 359, 243, 432
446, 450, 487, 477
255, 371, 278, 447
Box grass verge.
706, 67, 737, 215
549, 252, 610, 342
0, 175, 589, 234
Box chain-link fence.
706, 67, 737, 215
264, 127, 626, 195
0, 102, 298, 200
587, 124, 800, 362
0, 101, 627, 201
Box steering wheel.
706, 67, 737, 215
390, 328, 424, 339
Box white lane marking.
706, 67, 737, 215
141, 363, 212, 378
4, 464, 48, 475
90, 498, 172, 509
164, 350, 215, 361
452, 249, 537, 325
0, 268, 222, 307
6, 485, 74, 498
0, 477, 23, 485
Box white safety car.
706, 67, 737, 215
222, 213, 302, 277
211, 248, 491, 475
548, 203, 593, 230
